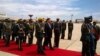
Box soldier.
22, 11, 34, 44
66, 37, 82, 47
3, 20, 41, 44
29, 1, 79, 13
68, 20, 73, 40
43, 18, 54, 50
35, 18, 45, 55
61, 20, 66, 39
28, 19, 34, 45
80, 16, 95, 56
11, 21, 19, 41
0, 20, 3, 39
93, 21, 100, 54
54, 18, 61, 48
3, 18, 12, 47
17, 19, 25, 51
23, 20, 29, 43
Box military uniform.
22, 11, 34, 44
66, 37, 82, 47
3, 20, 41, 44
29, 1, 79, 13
3, 19, 12, 47
54, 19, 61, 48
68, 20, 73, 40
17, 23, 25, 51
61, 20, 66, 39
81, 17, 95, 56
81, 23, 91, 56
0, 21, 3, 39
28, 22, 34, 45
35, 19, 45, 54
23, 21, 29, 43
12, 23, 19, 41
93, 22, 100, 54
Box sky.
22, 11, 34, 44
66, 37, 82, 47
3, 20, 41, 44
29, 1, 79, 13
0, 0, 100, 20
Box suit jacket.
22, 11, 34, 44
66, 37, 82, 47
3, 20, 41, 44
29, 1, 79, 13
45, 22, 53, 38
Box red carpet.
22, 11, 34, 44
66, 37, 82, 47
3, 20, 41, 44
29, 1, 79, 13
0, 39, 99, 56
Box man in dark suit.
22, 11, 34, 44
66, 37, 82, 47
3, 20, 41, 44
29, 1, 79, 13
54, 18, 61, 48
68, 20, 73, 40
61, 20, 66, 39
43, 18, 53, 50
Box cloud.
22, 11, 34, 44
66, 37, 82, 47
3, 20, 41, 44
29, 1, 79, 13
1, 0, 99, 20
92, 12, 100, 20
0, 0, 80, 19
33, 0, 79, 6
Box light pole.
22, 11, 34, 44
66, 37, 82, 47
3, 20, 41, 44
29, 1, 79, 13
71, 14, 73, 20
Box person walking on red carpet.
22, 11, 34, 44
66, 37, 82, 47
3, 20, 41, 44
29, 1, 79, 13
17, 19, 25, 51
35, 18, 45, 55
43, 18, 54, 50
28, 19, 34, 45
11, 21, 19, 41
0, 20, 3, 39
23, 20, 29, 43
3, 18, 12, 47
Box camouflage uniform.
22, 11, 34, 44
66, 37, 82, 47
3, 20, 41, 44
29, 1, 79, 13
3, 19, 12, 47
35, 19, 45, 54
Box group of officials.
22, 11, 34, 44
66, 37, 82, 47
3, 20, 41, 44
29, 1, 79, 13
0, 18, 74, 55
81, 16, 100, 56
0, 16, 99, 56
